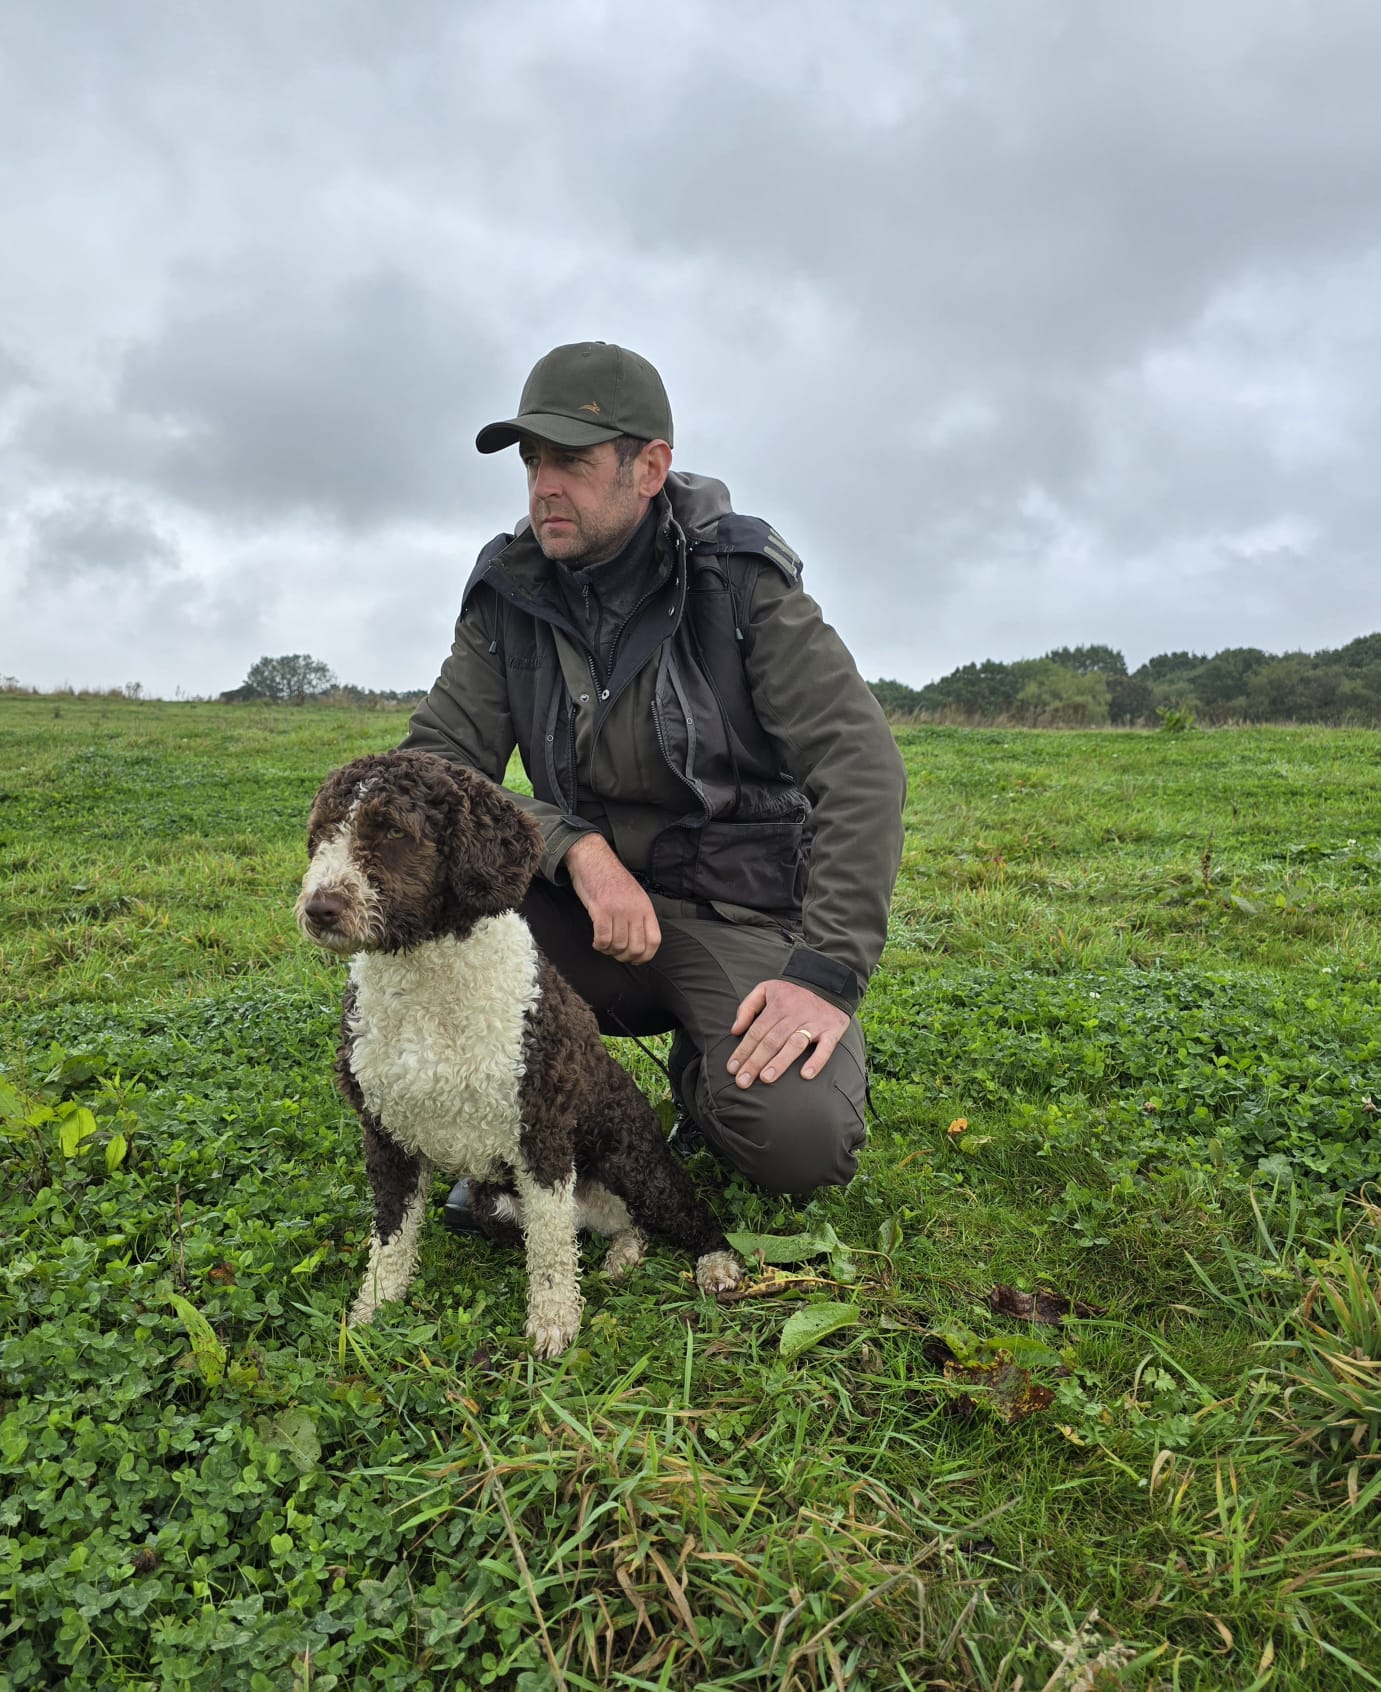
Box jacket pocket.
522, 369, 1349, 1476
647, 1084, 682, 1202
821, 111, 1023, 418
693, 817, 809, 917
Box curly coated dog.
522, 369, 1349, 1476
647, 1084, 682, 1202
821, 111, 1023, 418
296, 750, 742, 1357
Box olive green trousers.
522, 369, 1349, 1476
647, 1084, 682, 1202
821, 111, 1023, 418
520, 880, 867, 1196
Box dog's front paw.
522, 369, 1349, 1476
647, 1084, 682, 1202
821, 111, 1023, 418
525, 1313, 580, 1358
694, 1249, 744, 1297
601, 1227, 646, 1280
348, 1297, 377, 1328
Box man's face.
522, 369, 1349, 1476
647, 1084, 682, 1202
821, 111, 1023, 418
521, 438, 648, 565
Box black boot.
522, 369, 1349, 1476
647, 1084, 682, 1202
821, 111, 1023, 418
666, 1032, 706, 1159
442, 1178, 484, 1236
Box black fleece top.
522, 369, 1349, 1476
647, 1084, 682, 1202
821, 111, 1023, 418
552, 507, 659, 690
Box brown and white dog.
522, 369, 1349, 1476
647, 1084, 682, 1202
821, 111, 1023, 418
296, 750, 741, 1357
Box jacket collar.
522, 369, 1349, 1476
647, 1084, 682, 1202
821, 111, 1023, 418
478, 468, 737, 614
486, 488, 679, 607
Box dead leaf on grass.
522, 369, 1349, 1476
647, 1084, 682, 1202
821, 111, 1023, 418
715, 1268, 833, 1303
943, 1358, 1056, 1422
946, 1117, 969, 1136
989, 1285, 1104, 1324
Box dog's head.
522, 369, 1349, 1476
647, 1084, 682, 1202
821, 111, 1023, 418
295, 751, 543, 953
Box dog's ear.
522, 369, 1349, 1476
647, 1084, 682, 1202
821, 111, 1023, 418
445, 769, 543, 916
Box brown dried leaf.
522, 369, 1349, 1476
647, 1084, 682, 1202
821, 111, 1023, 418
944, 1357, 1056, 1422
714, 1270, 832, 1303
613, 1560, 652, 1642
649, 1548, 703, 1651
989, 1285, 1103, 1324
946, 1117, 970, 1137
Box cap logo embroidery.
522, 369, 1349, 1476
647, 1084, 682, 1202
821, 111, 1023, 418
578, 401, 602, 413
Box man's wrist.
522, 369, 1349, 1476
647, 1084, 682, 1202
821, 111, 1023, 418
545, 821, 601, 883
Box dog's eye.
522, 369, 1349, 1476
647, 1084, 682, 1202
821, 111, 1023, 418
386, 827, 406, 840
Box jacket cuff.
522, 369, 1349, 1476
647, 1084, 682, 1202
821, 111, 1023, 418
780, 945, 863, 1014
541, 819, 598, 885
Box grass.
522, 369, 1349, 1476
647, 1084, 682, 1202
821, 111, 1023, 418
3, 696, 1381, 1688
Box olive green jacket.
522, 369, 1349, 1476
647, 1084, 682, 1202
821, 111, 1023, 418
403, 475, 906, 1012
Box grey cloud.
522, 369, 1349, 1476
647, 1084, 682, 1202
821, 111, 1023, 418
607, 7, 1381, 581
3, 0, 1381, 697
0, 345, 31, 403
28, 269, 503, 528
26, 494, 178, 586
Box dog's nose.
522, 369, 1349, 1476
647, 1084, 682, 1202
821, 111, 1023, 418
304, 891, 347, 928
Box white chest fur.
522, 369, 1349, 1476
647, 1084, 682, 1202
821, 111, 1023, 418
345, 912, 541, 1177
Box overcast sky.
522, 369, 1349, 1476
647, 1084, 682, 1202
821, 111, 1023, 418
4, 1, 1379, 698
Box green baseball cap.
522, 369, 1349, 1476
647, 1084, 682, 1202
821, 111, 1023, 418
475, 341, 674, 454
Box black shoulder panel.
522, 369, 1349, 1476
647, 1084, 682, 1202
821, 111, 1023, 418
693, 514, 803, 584
459, 532, 514, 614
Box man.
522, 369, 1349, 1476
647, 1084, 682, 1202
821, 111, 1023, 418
404, 340, 906, 1203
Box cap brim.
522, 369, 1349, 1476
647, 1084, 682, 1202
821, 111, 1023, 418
475, 412, 625, 454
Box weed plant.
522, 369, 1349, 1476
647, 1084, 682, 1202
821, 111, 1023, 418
2, 698, 1381, 1687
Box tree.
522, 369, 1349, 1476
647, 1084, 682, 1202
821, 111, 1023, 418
1042, 644, 1127, 677
1107, 674, 1155, 726
917, 659, 1022, 717
869, 677, 924, 714
1245, 657, 1311, 721
1191, 647, 1270, 709
1135, 651, 1206, 684
1328, 633, 1381, 671
1011, 660, 1110, 727
242, 654, 337, 704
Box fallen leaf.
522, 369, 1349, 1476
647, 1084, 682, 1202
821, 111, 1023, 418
726, 1225, 839, 1264
989, 1285, 1104, 1324
943, 1357, 1055, 1422
780, 1302, 860, 1360
716, 1269, 833, 1303
946, 1117, 969, 1136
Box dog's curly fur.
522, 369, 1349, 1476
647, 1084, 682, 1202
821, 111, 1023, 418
296, 750, 741, 1357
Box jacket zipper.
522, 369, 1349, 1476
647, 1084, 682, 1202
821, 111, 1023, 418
651, 691, 710, 817
589, 524, 688, 760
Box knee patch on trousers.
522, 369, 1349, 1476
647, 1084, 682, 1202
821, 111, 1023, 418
691, 1055, 866, 1197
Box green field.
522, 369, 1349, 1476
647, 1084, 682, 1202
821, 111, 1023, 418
3, 696, 1380, 1690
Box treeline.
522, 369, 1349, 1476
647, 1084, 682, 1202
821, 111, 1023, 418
870, 634, 1381, 727
219, 655, 422, 709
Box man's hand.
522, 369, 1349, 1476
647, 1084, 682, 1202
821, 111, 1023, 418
564, 834, 662, 964
727, 979, 849, 1088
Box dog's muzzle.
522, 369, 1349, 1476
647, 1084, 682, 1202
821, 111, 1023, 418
296, 823, 383, 951
297, 888, 355, 950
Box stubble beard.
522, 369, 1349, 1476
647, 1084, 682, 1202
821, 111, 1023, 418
534, 468, 642, 567
536, 517, 627, 566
